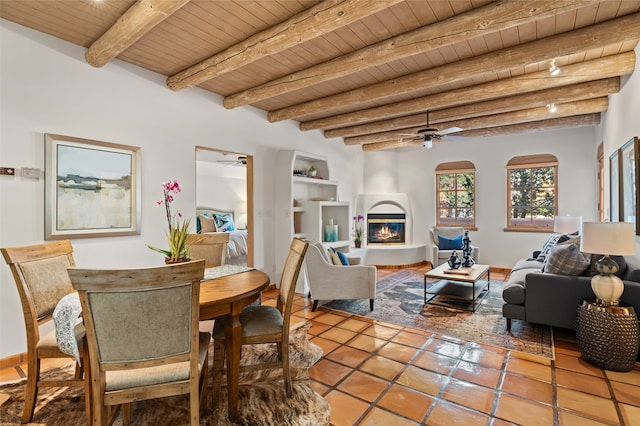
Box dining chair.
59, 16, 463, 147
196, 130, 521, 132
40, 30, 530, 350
67, 260, 210, 426
211, 237, 308, 405
1, 240, 91, 424
186, 233, 229, 267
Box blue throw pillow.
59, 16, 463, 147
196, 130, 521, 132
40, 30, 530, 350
213, 213, 236, 232
438, 235, 463, 250
330, 247, 350, 265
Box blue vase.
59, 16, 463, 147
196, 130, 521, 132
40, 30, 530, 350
448, 250, 461, 269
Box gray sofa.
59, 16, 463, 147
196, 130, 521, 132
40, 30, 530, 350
503, 253, 640, 331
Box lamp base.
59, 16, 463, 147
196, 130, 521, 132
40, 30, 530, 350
591, 255, 623, 306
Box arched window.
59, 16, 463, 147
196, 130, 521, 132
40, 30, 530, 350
435, 161, 476, 228
506, 154, 558, 231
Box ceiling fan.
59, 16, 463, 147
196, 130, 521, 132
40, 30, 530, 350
215, 155, 247, 166
398, 110, 466, 148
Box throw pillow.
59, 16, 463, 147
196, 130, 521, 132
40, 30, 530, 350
536, 233, 563, 262
199, 214, 216, 233
213, 213, 236, 232
543, 243, 591, 275
328, 247, 349, 266
438, 235, 463, 250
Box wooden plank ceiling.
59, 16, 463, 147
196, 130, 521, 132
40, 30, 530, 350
2, 0, 639, 151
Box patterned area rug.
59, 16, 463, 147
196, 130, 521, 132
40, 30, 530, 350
0, 322, 330, 425
324, 270, 554, 359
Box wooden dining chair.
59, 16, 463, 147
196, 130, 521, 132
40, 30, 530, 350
1, 240, 91, 424
186, 233, 229, 267
67, 260, 210, 426
211, 237, 308, 405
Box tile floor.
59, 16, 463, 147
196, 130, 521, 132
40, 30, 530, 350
1, 266, 639, 425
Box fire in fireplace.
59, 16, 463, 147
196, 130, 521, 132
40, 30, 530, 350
367, 213, 406, 245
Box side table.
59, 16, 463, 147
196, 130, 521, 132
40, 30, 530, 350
575, 298, 640, 372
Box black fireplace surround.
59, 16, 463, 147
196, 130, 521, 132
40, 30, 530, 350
367, 213, 406, 245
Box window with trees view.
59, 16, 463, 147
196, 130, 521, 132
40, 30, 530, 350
436, 161, 476, 228
506, 154, 558, 231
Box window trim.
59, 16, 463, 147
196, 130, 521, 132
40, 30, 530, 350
505, 154, 558, 232
435, 161, 476, 229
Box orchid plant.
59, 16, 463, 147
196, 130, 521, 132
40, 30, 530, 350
147, 180, 191, 262
353, 214, 365, 244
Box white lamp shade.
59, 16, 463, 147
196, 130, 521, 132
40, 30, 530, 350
554, 216, 582, 234
580, 222, 636, 256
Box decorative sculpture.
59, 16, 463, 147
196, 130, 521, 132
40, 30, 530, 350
448, 250, 461, 269
461, 230, 475, 267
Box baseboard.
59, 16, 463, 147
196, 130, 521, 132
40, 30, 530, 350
0, 352, 25, 369
374, 260, 429, 269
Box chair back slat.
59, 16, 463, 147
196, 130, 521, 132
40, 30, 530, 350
278, 238, 308, 320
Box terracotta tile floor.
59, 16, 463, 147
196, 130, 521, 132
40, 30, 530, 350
1, 266, 639, 425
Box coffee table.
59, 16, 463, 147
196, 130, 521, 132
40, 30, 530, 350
423, 263, 490, 312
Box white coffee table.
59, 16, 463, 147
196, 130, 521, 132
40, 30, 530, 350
423, 263, 490, 312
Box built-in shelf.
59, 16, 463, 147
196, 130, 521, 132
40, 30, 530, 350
275, 150, 351, 291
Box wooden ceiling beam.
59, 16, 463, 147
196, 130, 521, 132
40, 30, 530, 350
85, 0, 190, 68
269, 12, 640, 123
302, 52, 635, 131
346, 97, 608, 145
222, 0, 590, 109
362, 114, 602, 151
325, 78, 619, 139
166, 0, 400, 91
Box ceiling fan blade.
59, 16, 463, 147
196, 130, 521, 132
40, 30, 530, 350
417, 127, 439, 134
439, 135, 469, 141
439, 126, 463, 135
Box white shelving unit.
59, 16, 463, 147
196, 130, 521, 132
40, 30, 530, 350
275, 150, 350, 289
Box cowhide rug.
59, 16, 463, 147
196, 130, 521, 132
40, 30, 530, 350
0, 322, 330, 425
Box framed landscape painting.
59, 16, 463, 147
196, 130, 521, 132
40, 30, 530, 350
620, 136, 639, 234
610, 149, 621, 222
45, 134, 141, 239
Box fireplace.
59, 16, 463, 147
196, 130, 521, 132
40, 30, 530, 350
367, 213, 406, 245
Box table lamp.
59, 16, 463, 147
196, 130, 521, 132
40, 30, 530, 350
580, 222, 636, 306
554, 215, 582, 234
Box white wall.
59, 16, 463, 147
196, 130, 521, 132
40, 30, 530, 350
0, 20, 362, 358
372, 127, 599, 269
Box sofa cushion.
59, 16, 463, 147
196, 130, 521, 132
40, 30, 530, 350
511, 259, 544, 274
543, 243, 591, 275
438, 235, 463, 250
508, 267, 538, 286
503, 282, 525, 304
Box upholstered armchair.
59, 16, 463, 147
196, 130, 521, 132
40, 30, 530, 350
304, 240, 377, 311
429, 226, 479, 267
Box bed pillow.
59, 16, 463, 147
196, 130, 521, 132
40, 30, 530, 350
438, 235, 463, 250
543, 243, 591, 275
199, 214, 217, 233
213, 213, 236, 232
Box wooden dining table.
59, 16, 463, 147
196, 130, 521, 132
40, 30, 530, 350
199, 267, 271, 422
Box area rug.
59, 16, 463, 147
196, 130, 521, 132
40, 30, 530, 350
323, 270, 554, 359
0, 322, 330, 425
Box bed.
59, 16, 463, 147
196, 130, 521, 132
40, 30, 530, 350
196, 206, 248, 266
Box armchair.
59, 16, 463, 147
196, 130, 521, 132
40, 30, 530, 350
430, 227, 479, 267
304, 240, 377, 311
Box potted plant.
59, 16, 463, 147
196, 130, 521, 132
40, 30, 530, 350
353, 214, 364, 248
147, 180, 191, 263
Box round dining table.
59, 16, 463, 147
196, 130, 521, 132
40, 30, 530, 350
199, 268, 271, 422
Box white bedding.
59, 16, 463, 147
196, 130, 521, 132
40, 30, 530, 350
226, 229, 248, 258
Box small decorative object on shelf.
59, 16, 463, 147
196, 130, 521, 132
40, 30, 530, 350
324, 218, 338, 242
147, 180, 191, 263
448, 250, 461, 269
308, 165, 317, 177
461, 230, 475, 267
353, 214, 364, 248
576, 298, 639, 372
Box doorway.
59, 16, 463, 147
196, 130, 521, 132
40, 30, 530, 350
195, 147, 254, 266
